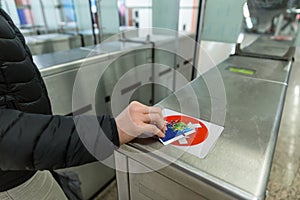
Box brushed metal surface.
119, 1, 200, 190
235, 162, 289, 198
219, 55, 292, 84
120, 58, 292, 199
238, 36, 295, 60
26, 33, 82, 55
115, 151, 130, 200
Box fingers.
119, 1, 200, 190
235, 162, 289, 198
149, 107, 166, 132
144, 106, 166, 132
129, 101, 150, 114
129, 101, 166, 138
143, 124, 165, 138
149, 107, 164, 118
143, 112, 165, 130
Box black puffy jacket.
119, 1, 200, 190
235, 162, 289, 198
0, 9, 119, 192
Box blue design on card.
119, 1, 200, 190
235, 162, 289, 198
161, 120, 193, 142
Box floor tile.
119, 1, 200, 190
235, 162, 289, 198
266, 48, 300, 199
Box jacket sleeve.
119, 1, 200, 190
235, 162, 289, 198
0, 108, 120, 171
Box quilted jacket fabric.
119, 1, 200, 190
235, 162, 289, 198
0, 8, 119, 192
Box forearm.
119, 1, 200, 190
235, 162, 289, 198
0, 109, 119, 170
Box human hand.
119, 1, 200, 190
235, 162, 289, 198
115, 101, 166, 145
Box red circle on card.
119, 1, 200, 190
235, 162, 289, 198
164, 115, 208, 146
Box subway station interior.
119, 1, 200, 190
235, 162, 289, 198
1, 0, 300, 199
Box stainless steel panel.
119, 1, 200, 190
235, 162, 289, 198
217, 56, 292, 84
95, 50, 140, 115
80, 41, 144, 55
115, 151, 130, 200
174, 35, 195, 90
128, 159, 207, 200
175, 63, 192, 90
175, 54, 193, 91
120, 61, 290, 199
26, 34, 82, 55
238, 36, 295, 60
34, 48, 89, 70
43, 68, 79, 115
117, 145, 236, 200
153, 34, 195, 100
73, 30, 96, 47
41, 54, 113, 115
242, 41, 290, 57
130, 49, 153, 106
154, 49, 176, 103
